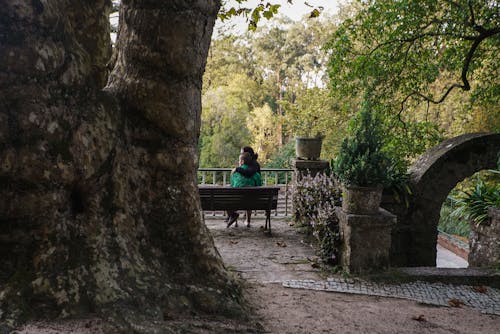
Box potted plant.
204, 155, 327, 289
295, 132, 324, 160
283, 91, 326, 160
333, 96, 392, 214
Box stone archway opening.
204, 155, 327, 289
389, 133, 500, 267
436, 176, 474, 269
437, 167, 500, 268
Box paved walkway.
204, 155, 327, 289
283, 278, 500, 316
206, 217, 500, 316
436, 244, 468, 268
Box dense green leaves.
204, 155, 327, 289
333, 95, 394, 187
450, 176, 500, 226
326, 0, 500, 115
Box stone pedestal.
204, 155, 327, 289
336, 207, 396, 274
469, 207, 500, 267
292, 159, 329, 180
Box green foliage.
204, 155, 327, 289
204, 2, 498, 172
283, 87, 341, 139
199, 81, 254, 167
202, 17, 339, 163
218, 1, 281, 31
325, 0, 500, 119
292, 172, 342, 264
311, 202, 340, 265
382, 118, 444, 162
292, 172, 341, 226
450, 176, 500, 226
438, 198, 471, 238
333, 96, 394, 187
218, 1, 325, 31
265, 139, 295, 169
247, 104, 280, 163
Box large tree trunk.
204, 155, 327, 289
0, 0, 240, 330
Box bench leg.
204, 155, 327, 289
265, 210, 271, 233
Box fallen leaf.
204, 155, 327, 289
229, 240, 239, 244
311, 262, 320, 268
276, 241, 287, 247
472, 286, 488, 293
448, 298, 464, 307
411, 314, 426, 322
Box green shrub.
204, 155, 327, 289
333, 96, 393, 187
291, 172, 342, 264
438, 198, 471, 238
265, 139, 295, 169
450, 176, 500, 226
310, 201, 340, 264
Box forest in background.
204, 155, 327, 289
200, 1, 499, 169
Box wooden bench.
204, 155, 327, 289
198, 185, 280, 232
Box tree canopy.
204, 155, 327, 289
326, 0, 500, 115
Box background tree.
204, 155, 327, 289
247, 104, 280, 163
251, 17, 334, 146
326, 0, 500, 160
201, 15, 343, 166
200, 78, 254, 167
0, 0, 246, 330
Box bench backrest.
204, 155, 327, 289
198, 186, 280, 212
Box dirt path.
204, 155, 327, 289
11, 217, 500, 333
207, 217, 500, 334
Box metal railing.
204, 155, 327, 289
197, 168, 294, 217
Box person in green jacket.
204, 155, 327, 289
227, 152, 262, 227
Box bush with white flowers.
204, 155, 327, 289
292, 172, 342, 264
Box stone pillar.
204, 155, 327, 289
337, 207, 396, 274
292, 159, 330, 180
468, 207, 500, 267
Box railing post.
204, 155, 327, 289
285, 171, 289, 216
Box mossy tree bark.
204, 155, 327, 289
0, 0, 239, 330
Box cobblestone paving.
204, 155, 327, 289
283, 278, 500, 315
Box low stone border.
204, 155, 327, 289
283, 277, 500, 315
437, 231, 469, 260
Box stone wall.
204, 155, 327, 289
389, 133, 500, 267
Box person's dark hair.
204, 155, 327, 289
239, 152, 252, 165
242, 146, 258, 161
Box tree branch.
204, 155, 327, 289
468, 0, 476, 27
400, 25, 500, 107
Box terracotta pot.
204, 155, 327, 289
342, 185, 383, 214
295, 137, 323, 160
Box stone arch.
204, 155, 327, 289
390, 133, 500, 267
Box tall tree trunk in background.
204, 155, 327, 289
0, 0, 240, 330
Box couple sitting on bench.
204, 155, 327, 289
226, 146, 262, 228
